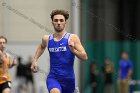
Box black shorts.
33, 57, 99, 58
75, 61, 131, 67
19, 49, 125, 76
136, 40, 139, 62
0, 81, 11, 93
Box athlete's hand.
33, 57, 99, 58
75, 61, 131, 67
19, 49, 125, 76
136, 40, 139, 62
69, 39, 75, 52
11, 57, 17, 66
31, 60, 38, 73
1, 75, 8, 81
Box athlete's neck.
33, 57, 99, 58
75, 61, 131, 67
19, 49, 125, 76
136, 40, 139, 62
0, 49, 4, 53
0, 49, 6, 57
54, 31, 66, 40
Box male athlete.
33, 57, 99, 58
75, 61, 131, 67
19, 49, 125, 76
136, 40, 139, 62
0, 36, 17, 93
31, 9, 88, 93
118, 51, 133, 93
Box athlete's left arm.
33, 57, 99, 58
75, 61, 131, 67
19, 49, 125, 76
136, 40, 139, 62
127, 69, 132, 79
69, 34, 88, 61
127, 61, 133, 79
8, 56, 17, 68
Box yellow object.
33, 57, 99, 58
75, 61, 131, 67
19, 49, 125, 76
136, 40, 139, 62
0, 57, 11, 84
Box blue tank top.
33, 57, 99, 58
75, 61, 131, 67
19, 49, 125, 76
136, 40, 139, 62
48, 32, 75, 79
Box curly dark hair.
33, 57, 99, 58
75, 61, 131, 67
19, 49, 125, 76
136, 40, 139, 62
50, 9, 69, 21
0, 36, 7, 43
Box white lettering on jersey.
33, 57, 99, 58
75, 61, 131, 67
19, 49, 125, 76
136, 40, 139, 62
49, 46, 67, 52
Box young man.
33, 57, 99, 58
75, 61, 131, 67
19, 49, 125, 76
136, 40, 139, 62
102, 58, 114, 93
31, 9, 88, 93
118, 51, 133, 93
0, 36, 17, 93
90, 63, 99, 93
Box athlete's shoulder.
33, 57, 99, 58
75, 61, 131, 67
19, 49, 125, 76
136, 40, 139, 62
69, 34, 80, 42
41, 35, 50, 47
69, 34, 79, 39
6, 52, 10, 58
42, 35, 49, 41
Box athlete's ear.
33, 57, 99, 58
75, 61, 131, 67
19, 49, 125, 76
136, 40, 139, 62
52, 21, 53, 25
64, 20, 67, 25
65, 19, 67, 23
51, 19, 54, 25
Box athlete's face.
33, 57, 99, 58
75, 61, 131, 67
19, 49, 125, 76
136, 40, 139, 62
121, 52, 128, 60
0, 38, 6, 51
52, 14, 66, 32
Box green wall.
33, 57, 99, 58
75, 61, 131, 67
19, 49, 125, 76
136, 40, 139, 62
83, 41, 140, 93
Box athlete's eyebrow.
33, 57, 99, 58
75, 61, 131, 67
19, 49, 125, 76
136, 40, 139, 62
53, 19, 64, 22
60, 19, 64, 22
0, 42, 6, 44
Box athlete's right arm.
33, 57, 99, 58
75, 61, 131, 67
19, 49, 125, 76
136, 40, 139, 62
31, 35, 49, 73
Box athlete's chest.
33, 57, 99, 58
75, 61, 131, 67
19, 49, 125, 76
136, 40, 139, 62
120, 62, 129, 68
48, 40, 69, 52
0, 53, 7, 64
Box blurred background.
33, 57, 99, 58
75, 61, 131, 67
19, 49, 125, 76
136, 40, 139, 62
0, 0, 140, 93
